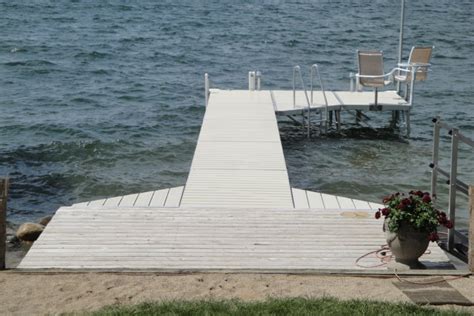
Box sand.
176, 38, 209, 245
0, 271, 473, 315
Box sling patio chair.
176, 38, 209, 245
356, 50, 394, 106
395, 46, 433, 97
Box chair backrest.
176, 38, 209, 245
357, 50, 385, 87
407, 46, 433, 81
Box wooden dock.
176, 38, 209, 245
17, 89, 460, 273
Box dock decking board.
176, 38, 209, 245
18, 207, 451, 270
271, 90, 410, 115
181, 90, 294, 208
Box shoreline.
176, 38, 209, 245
0, 271, 473, 315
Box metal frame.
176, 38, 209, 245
430, 117, 474, 252
292, 65, 312, 138
310, 64, 329, 132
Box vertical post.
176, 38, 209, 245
248, 71, 255, 91
0, 178, 9, 270
431, 117, 440, 201
204, 73, 209, 107
349, 72, 354, 92
448, 128, 459, 252
397, 0, 406, 94
256, 71, 261, 91
469, 186, 474, 272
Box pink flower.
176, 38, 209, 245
422, 194, 431, 203
375, 211, 381, 219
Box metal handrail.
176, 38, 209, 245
430, 116, 474, 252
310, 64, 329, 131
293, 65, 312, 137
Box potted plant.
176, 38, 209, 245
375, 190, 453, 269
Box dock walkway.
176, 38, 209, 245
17, 88, 458, 273
181, 90, 293, 208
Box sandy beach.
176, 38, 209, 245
0, 271, 473, 315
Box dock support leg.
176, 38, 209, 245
329, 111, 333, 126
336, 110, 341, 131
405, 111, 411, 137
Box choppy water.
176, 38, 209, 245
1, 0, 473, 227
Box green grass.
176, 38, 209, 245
89, 297, 468, 316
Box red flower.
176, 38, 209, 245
375, 211, 381, 219
429, 232, 439, 242
422, 194, 431, 203
383, 194, 394, 204
438, 216, 447, 225
416, 190, 424, 197
402, 198, 411, 206
397, 203, 405, 210
381, 208, 390, 216
445, 220, 454, 229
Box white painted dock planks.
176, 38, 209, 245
18, 206, 451, 270
181, 90, 294, 208
18, 88, 454, 272
72, 186, 185, 208
271, 90, 410, 115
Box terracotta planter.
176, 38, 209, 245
384, 220, 429, 269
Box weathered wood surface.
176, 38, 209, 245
469, 186, 474, 272
0, 178, 9, 270
181, 90, 293, 208
18, 206, 451, 270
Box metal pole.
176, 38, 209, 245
430, 117, 440, 200
397, 0, 406, 93
0, 178, 9, 270
204, 73, 209, 107
448, 128, 459, 252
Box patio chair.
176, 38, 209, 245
356, 50, 393, 106
395, 46, 433, 83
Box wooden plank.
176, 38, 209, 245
72, 201, 89, 207
352, 199, 371, 210
103, 195, 123, 207
306, 190, 325, 209
134, 191, 155, 207
119, 193, 138, 207
164, 186, 184, 207
149, 189, 169, 207
469, 186, 474, 272
321, 194, 340, 209
337, 196, 355, 209
369, 202, 384, 210
292, 188, 309, 208
87, 199, 106, 207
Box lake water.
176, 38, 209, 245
1, 0, 473, 228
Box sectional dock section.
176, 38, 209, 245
17, 88, 459, 273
